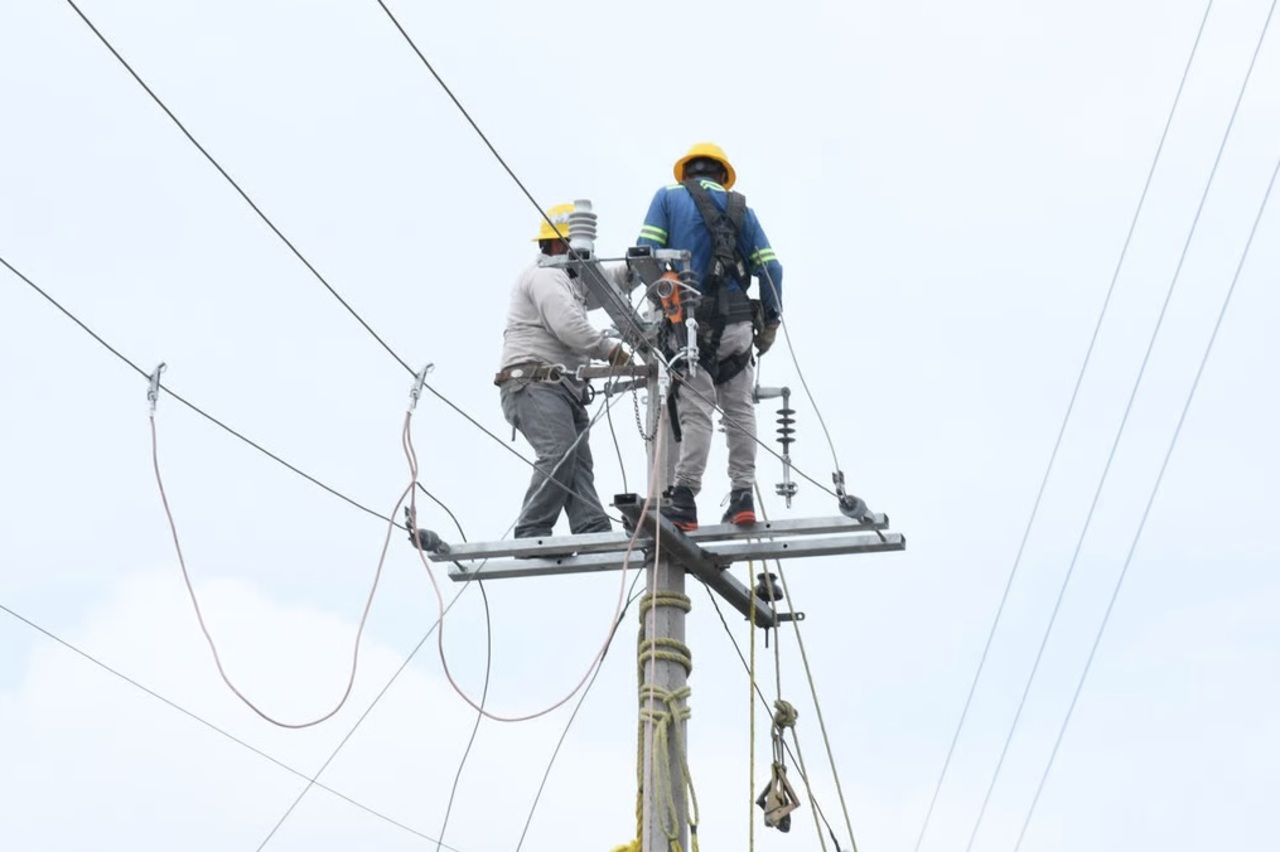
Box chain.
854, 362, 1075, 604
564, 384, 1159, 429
632, 383, 656, 442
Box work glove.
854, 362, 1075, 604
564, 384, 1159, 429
754, 322, 779, 356
608, 342, 634, 366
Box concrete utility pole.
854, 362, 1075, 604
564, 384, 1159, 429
639, 363, 688, 852
412, 201, 905, 852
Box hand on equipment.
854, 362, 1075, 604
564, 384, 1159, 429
608, 342, 634, 366
754, 322, 779, 356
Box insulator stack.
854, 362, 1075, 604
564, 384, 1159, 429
568, 198, 597, 255
775, 387, 798, 507
776, 406, 796, 449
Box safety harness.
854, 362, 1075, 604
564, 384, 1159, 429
680, 179, 759, 385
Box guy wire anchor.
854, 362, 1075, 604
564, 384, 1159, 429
146, 362, 167, 413
408, 363, 434, 410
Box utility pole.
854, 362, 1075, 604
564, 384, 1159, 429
638, 359, 688, 852
410, 200, 905, 852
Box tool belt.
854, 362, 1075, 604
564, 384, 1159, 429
493, 361, 571, 386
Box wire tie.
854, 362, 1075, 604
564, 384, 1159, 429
409, 362, 434, 410
146, 362, 167, 413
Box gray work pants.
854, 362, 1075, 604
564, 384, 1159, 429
673, 320, 757, 495
500, 381, 611, 538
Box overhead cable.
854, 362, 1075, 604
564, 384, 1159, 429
0, 599, 465, 851
61, 0, 620, 521
1013, 135, 1280, 852
1, 254, 392, 525
911, 3, 1218, 848
963, 4, 1275, 849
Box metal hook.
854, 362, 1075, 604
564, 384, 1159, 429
409, 363, 434, 410
147, 363, 167, 413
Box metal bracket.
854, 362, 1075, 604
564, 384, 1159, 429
409, 363, 434, 410
146, 362, 167, 413
614, 493, 795, 629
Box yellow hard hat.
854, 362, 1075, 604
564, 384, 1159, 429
533, 202, 575, 242
673, 142, 736, 190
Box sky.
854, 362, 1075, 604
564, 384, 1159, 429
1, 0, 1278, 850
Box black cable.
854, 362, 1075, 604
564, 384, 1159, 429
0, 600, 463, 851
63, 0, 414, 376
253, 579, 475, 851
1014, 143, 1280, 852
1, 254, 394, 526
963, 4, 1274, 848
421, 502, 491, 852
702, 583, 847, 847
512, 572, 647, 852
61, 1, 619, 521
602, 377, 631, 494
371, 0, 557, 237
912, 3, 1219, 847
259, 388, 633, 844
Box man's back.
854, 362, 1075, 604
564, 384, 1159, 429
637, 178, 784, 320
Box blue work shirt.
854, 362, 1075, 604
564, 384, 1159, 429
637, 179, 783, 320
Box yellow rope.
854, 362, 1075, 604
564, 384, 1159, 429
620, 590, 699, 852
754, 486, 858, 852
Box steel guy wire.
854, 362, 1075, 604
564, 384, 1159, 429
1013, 135, 1280, 852
0, 254, 394, 526
61, 1, 624, 524
909, 4, 1218, 847
963, 4, 1275, 848
0, 600, 465, 851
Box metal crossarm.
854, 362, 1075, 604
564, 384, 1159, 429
613, 493, 788, 629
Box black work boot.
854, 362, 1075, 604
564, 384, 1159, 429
661, 485, 698, 531
722, 488, 756, 525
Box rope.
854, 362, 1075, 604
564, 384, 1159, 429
634, 590, 698, 852
754, 484, 860, 852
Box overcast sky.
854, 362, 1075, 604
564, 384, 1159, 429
2, 1, 1278, 850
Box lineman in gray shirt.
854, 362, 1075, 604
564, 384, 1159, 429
495, 203, 634, 539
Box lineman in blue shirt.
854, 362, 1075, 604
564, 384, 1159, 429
637, 142, 783, 531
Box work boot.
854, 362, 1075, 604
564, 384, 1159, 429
661, 485, 698, 532
722, 488, 756, 525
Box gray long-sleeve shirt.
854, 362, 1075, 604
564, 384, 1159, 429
498, 257, 630, 372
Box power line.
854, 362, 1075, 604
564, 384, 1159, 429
0, 599, 464, 851
258, 387, 635, 844
60, 0, 620, 522
371, 0, 558, 237
963, 4, 1275, 848
63, 0, 413, 376
513, 574, 647, 852
1, 254, 393, 525
424, 499, 490, 852
1013, 139, 1280, 852
910, 3, 1218, 848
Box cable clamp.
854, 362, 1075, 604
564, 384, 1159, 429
409, 363, 434, 410
833, 469, 870, 522
146, 362, 167, 413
